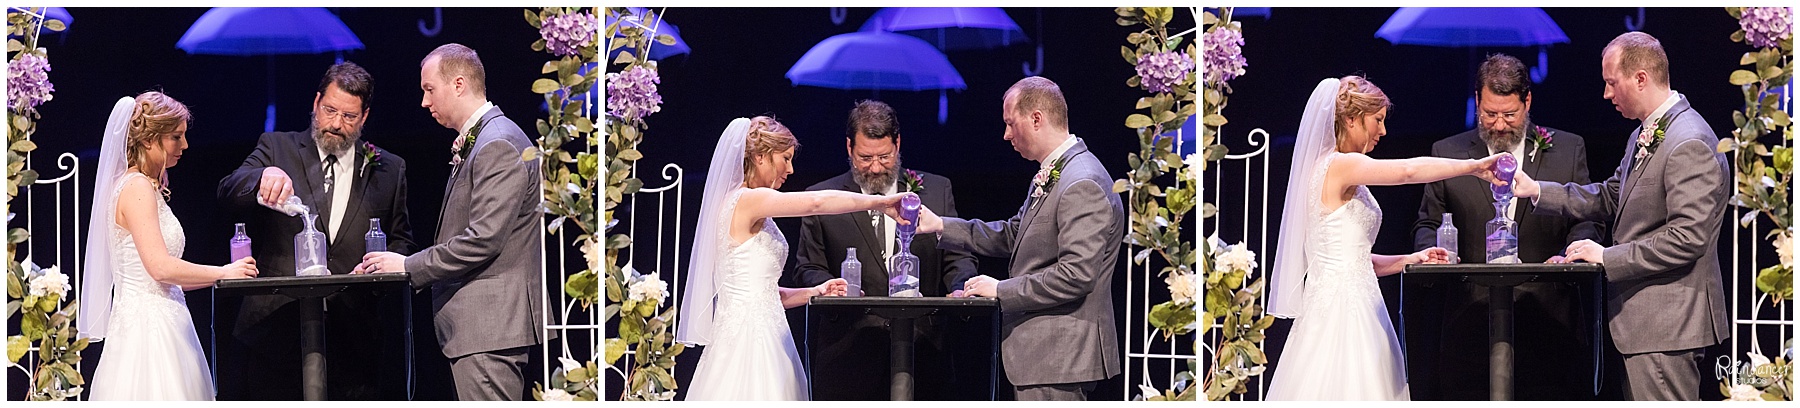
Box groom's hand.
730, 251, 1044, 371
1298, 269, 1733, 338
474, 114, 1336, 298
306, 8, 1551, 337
1511, 169, 1541, 198
257, 166, 295, 205
354, 251, 406, 274
962, 275, 998, 298
916, 205, 944, 234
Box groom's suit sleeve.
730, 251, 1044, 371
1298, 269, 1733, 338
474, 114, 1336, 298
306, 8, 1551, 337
1533, 138, 1627, 224
937, 210, 1022, 259
403, 138, 534, 286
217, 132, 285, 210
994, 178, 1118, 313
1597, 138, 1727, 282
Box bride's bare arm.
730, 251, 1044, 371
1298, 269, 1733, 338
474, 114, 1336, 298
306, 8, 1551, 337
1372, 247, 1449, 276
1328, 152, 1505, 188
778, 278, 845, 309
737, 188, 908, 222
118, 176, 256, 288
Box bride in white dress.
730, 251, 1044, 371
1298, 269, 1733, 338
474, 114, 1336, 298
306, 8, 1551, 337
677, 116, 913, 400
1265, 77, 1506, 400
78, 93, 259, 400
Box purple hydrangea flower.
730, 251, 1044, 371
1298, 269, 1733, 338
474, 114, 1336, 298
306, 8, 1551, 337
1201, 27, 1248, 85
8, 53, 54, 113
606, 65, 662, 121
1136, 50, 1194, 94
1740, 7, 1792, 49
540, 11, 599, 57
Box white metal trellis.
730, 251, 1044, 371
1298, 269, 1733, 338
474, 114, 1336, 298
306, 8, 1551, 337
1720, 80, 1795, 386
7, 151, 82, 398
1200, 127, 1273, 400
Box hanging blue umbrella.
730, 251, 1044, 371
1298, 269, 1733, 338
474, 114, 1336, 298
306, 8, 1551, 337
859, 7, 1027, 51
606, 7, 689, 61
786, 31, 964, 91
177, 7, 363, 133
1376, 7, 1568, 128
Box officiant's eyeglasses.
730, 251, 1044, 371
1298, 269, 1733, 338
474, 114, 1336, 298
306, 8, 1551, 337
854, 153, 894, 164
319, 105, 363, 122
1478, 109, 1521, 123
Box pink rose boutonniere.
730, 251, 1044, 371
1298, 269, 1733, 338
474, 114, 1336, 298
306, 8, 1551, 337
1031, 157, 1070, 199
1635, 113, 1672, 164
449, 123, 481, 166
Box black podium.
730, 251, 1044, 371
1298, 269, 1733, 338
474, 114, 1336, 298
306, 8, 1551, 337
213, 273, 413, 401
1402, 263, 1604, 401
805, 296, 1000, 401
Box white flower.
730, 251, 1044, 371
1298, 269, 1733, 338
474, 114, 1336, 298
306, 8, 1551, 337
558, 357, 583, 374
1729, 383, 1764, 401
1218, 242, 1257, 273
1748, 352, 1772, 369
542, 388, 575, 401
580, 237, 602, 272
1166, 273, 1195, 305
1775, 229, 1793, 268
627, 274, 669, 304
27, 265, 69, 298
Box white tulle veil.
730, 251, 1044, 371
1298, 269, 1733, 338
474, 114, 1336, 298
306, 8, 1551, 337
675, 117, 752, 346
1269, 78, 1341, 319
78, 96, 137, 340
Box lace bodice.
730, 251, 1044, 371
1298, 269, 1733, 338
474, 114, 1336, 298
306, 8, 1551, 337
710, 188, 790, 340
1303, 153, 1383, 310
107, 173, 188, 328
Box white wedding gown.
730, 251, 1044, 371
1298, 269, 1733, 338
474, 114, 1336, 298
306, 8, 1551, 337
90, 173, 216, 400
686, 188, 809, 400
1266, 153, 1410, 400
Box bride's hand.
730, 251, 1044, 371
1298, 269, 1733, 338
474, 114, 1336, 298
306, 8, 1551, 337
1411, 247, 1451, 265
815, 278, 848, 297
876, 192, 917, 226
1471, 153, 1508, 186
220, 257, 258, 280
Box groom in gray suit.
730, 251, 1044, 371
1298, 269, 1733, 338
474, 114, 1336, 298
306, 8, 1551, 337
357, 43, 545, 401
916, 76, 1125, 401
1513, 32, 1731, 401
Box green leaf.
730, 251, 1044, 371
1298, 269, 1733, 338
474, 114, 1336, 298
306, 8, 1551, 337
620, 314, 644, 344
12, 139, 36, 153
656, 34, 676, 46
6, 335, 28, 364
1731, 70, 1761, 86
1204, 114, 1228, 127
44, 19, 64, 32
524, 8, 542, 28
532, 38, 547, 53
1121, 45, 1137, 65
613, 50, 636, 66
1732, 29, 1746, 43
532, 78, 562, 94
1125, 114, 1154, 129
6, 39, 21, 53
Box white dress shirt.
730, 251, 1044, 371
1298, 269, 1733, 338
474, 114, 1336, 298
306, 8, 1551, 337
861, 179, 897, 259
317, 144, 354, 242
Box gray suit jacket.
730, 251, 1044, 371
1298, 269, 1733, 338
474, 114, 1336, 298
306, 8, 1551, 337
937, 138, 1125, 386
1532, 97, 1731, 354
402, 107, 546, 359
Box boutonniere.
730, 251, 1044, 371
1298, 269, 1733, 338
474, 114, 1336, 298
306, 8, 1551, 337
1525, 125, 1554, 161
358, 141, 382, 177
450, 123, 481, 166
1031, 156, 1070, 198
898, 169, 924, 194
1635, 113, 1672, 164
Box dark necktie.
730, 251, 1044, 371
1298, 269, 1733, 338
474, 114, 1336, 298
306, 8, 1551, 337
321, 154, 337, 239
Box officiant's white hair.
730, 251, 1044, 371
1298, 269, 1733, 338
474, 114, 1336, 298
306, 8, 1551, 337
1604, 32, 1669, 86
424, 43, 488, 97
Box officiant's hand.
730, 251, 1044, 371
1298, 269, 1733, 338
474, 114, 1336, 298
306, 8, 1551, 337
1511, 168, 1541, 198
1563, 240, 1605, 264
354, 251, 407, 274
257, 166, 295, 205
962, 275, 998, 298
916, 205, 944, 234
814, 278, 847, 297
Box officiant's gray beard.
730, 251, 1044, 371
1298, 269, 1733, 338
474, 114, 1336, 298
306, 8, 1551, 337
1480, 117, 1529, 153
850, 154, 902, 192
310, 113, 362, 155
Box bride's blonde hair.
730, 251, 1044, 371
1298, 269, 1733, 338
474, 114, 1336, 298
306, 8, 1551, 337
743, 116, 799, 178
125, 91, 191, 193
1334, 76, 1391, 141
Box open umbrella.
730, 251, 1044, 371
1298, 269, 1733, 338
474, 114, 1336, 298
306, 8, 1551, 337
859, 7, 1026, 51
1375, 7, 1568, 127
606, 7, 689, 61
177, 7, 364, 132
786, 31, 964, 91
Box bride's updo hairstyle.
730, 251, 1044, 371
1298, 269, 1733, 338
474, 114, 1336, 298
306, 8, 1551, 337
1333, 75, 1391, 141
124, 91, 191, 171
743, 115, 800, 177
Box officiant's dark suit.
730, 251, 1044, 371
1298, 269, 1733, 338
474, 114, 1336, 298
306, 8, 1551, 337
214, 62, 417, 400
1410, 125, 1605, 400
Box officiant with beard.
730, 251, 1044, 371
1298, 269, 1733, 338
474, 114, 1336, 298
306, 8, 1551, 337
1409, 53, 1604, 400
792, 100, 982, 400
214, 61, 417, 400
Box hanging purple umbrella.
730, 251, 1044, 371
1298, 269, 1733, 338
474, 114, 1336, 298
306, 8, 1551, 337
606, 7, 689, 61
176, 7, 363, 133
1376, 7, 1568, 47
786, 31, 964, 91
860, 7, 1026, 51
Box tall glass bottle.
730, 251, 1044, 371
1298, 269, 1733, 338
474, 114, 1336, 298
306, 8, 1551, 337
842, 247, 862, 297
365, 218, 387, 254
888, 195, 923, 297
1436, 213, 1459, 264
230, 223, 253, 262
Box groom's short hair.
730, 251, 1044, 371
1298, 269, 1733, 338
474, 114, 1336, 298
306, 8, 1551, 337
1604, 32, 1669, 86
1477, 53, 1530, 103
424, 43, 488, 98
1006, 76, 1069, 131
318, 61, 374, 111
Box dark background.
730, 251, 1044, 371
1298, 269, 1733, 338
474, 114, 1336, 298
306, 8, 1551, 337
8, 7, 585, 401
606, 7, 1193, 401
1204, 7, 1790, 401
